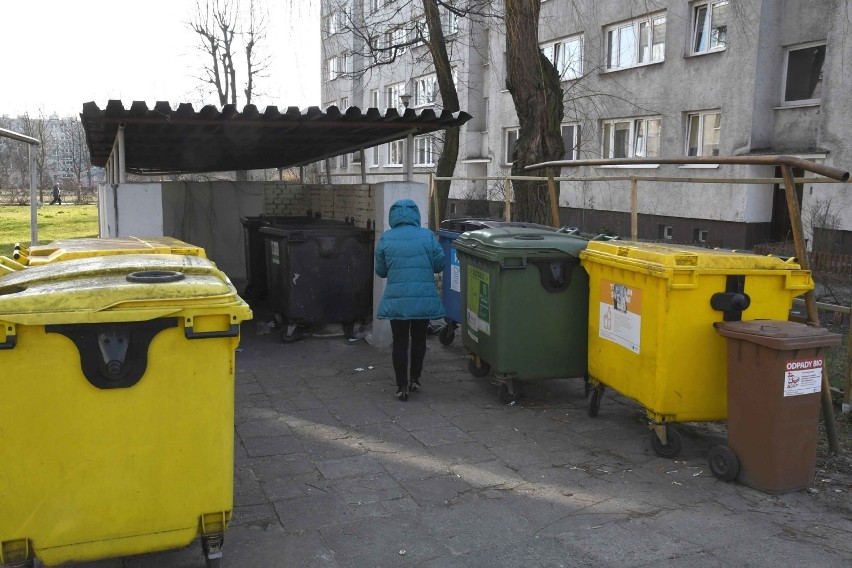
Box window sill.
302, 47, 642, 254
601, 60, 664, 74
678, 164, 720, 169
774, 102, 821, 110
684, 47, 727, 58
385, 164, 404, 168
596, 164, 660, 169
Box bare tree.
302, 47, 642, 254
505, 0, 564, 224
59, 117, 93, 202
190, 0, 270, 106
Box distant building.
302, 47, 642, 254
321, 0, 852, 252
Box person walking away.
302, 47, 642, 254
50, 184, 62, 205
375, 199, 446, 401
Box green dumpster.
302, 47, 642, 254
454, 227, 590, 402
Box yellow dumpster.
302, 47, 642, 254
12, 236, 206, 266
579, 241, 812, 457
0, 253, 251, 567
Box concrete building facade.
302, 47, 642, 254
321, 0, 852, 252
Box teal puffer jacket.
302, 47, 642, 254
375, 199, 446, 320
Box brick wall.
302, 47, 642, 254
263, 183, 375, 227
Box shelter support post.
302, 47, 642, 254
29, 144, 38, 245
430, 173, 439, 229
325, 159, 332, 184
630, 177, 638, 240
117, 124, 126, 183
360, 149, 367, 184
781, 165, 839, 452
405, 133, 414, 182
546, 169, 560, 228
505, 177, 511, 221
844, 297, 852, 414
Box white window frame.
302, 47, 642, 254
387, 139, 405, 166
370, 0, 383, 13
324, 13, 337, 36
601, 116, 661, 159
605, 12, 666, 71
414, 135, 435, 166
541, 34, 584, 81
686, 110, 722, 157
504, 127, 519, 165
781, 41, 826, 106
339, 97, 348, 111
442, 5, 459, 36
690, 1, 729, 55
561, 123, 581, 160
660, 225, 674, 240
413, 74, 438, 107
325, 56, 338, 82
371, 144, 380, 167
370, 89, 380, 109
694, 228, 709, 243
385, 82, 404, 111
414, 16, 428, 44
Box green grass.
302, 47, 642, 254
0, 204, 99, 255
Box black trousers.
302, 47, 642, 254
390, 319, 429, 390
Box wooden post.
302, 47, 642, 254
630, 176, 638, 240
546, 168, 560, 228
505, 177, 512, 221
844, 297, 852, 414
781, 165, 840, 452
430, 173, 440, 229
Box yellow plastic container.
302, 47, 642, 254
13, 236, 206, 266
0, 253, 251, 567
579, 241, 812, 453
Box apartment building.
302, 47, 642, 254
321, 0, 852, 252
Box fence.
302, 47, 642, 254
754, 242, 852, 274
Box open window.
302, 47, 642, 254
782, 42, 826, 105
691, 1, 729, 55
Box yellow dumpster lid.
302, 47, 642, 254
0, 254, 251, 326
23, 237, 206, 266
579, 241, 802, 271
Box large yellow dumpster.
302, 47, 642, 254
12, 236, 206, 266
579, 241, 812, 457
0, 253, 251, 567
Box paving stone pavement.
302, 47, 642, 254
64, 324, 851, 567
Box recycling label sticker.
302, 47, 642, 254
598, 279, 642, 354
783, 357, 824, 397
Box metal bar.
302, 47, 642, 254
117, 125, 126, 183
405, 133, 414, 182
546, 169, 560, 228
792, 298, 852, 315
505, 177, 512, 221
781, 164, 839, 453
0, 127, 40, 145
845, 297, 852, 413
359, 150, 367, 184
29, 145, 38, 245
434, 175, 842, 184
630, 177, 638, 240
526, 156, 849, 181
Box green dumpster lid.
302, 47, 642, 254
0, 254, 251, 326
453, 227, 589, 258
714, 320, 842, 350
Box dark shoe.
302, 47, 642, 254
409, 379, 420, 393
395, 389, 408, 402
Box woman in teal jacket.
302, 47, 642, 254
375, 199, 446, 401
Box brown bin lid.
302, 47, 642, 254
714, 320, 842, 350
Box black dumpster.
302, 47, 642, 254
259, 222, 374, 340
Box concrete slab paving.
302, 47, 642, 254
57, 325, 851, 567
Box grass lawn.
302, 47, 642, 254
0, 204, 99, 255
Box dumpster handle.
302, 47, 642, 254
0, 334, 16, 350
185, 324, 240, 340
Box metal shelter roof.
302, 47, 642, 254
81, 101, 472, 175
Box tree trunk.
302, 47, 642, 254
505, 0, 564, 225
423, 0, 460, 230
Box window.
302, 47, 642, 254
659, 225, 673, 240
694, 228, 709, 243
783, 42, 826, 105
370, 0, 383, 13
387, 139, 404, 165
601, 117, 661, 159
442, 5, 459, 35
414, 16, 428, 44
606, 12, 666, 70
339, 152, 348, 169
385, 82, 404, 111
414, 74, 438, 106
505, 127, 519, 164
686, 111, 721, 156
372, 145, 380, 166
542, 35, 583, 80
324, 14, 337, 35
340, 52, 351, 76
561, 123, 581, 160
414, 135, 435, 165
691, 1, 729, 54
325, 57, 338, 81
370, 89, 379, 109
340, 97, 348, 111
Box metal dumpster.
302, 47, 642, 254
0, 254, 252, 568
454, 227, 590, 402
579, 241, 813, 457
712, 320, 841, 492
436, 219, 557, 345
259, 222, 373, 341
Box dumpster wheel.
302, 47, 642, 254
468, 358, 491, 377
588, 386, 603, 417
649, 424, 683, 458
708, 445, 740, 482
438, 324, 456, 345
497, 379, 521, 404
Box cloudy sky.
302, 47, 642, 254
0, 0, 320, 118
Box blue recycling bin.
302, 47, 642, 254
436, 219, 558, 345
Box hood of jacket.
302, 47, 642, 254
388, 199, 421, 228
